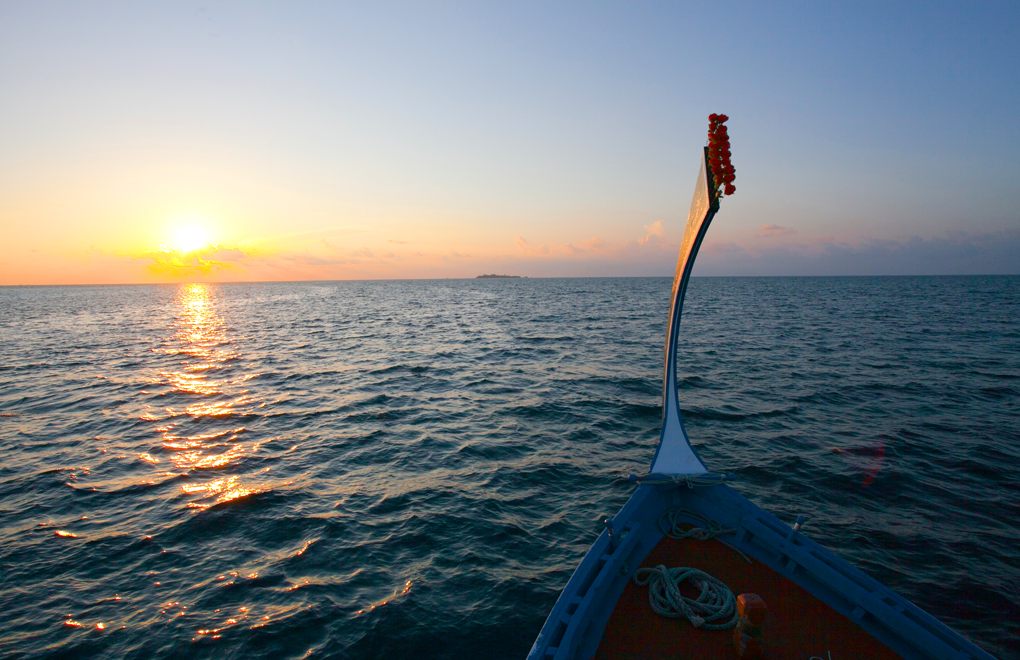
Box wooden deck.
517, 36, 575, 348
595, 535, 903, 660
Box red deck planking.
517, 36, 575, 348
595, 536, 903, 660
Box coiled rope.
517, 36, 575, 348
632, 565, 738, 630
630, 507, 753, 630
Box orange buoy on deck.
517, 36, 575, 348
733, 593, 767, 659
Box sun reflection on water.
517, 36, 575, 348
147, 284, 273, 509
354, 580, 414, 615
61, 284, 288, 635
181, 475, 262, 509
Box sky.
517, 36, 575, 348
1, 1, 1018, 284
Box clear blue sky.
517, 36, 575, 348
1, 1, 1017, 282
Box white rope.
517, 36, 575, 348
632, 564, 738, 630
658, 508, 753, 564
658, 508, 733, 541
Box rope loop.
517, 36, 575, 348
632, 565, 738, 630
657, 507, 753, 564
658, 508, 734, 541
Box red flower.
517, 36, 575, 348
705, 114, 733, 194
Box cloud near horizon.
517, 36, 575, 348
111, 223, 683, 281
144, 245, 248, 276
514, 221, 675, 261
643, 220, 665, 238
696, 229, 1020, 276
5, 226, 1017, 285
200, 227, 1020, 278
758, 224, 795, 238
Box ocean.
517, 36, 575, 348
1, 276, 1017, 660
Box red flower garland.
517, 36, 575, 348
707, 114, 736, 197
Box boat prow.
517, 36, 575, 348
527, 117, 997, 660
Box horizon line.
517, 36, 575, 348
2, 272, 1018, 288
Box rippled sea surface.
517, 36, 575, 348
1, 277, 1017, 660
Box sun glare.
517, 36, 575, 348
173, 225, 210, 253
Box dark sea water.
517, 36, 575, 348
1, 276, 1017, 660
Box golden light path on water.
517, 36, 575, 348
145, 285, 413, 641
45, 283, 309, 637
135, 285, 295, 640
151, 283, 271, 509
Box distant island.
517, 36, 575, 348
476, 274, 524, 279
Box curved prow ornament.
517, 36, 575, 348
649, 114, 735, 476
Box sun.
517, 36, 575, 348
173, 224, 210, 253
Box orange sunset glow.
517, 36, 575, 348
0, 3, 1015, 286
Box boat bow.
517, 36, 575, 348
649, 147, 718, 476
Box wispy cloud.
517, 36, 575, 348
758, 223, 795, 237
242, 226, 377, 246
696, 229, 1020, 276
514, 222, 673, 261
643, 220, 665, 238
16, 223, 1015, 286
515, 236, 550, 256
143, 244, 249, 277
